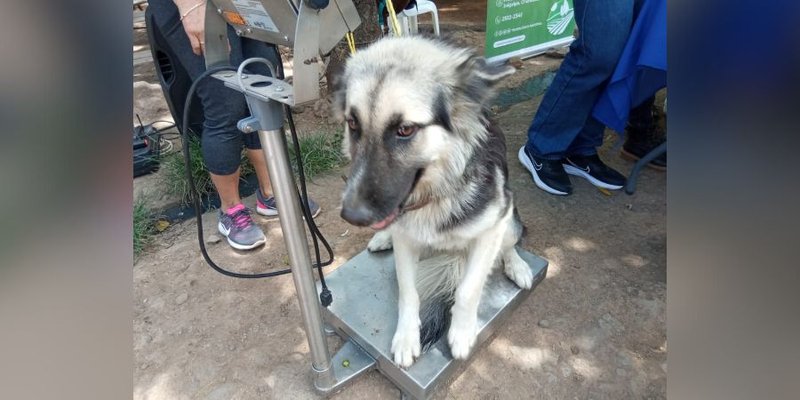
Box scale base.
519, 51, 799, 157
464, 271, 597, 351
318, 248, 548, 399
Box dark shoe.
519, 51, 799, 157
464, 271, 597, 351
518, 146, 572, 195
563, 154, 626, 190
621, 126, 667, 171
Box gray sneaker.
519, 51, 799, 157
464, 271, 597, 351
256, 189, 321, 218
217, 204, 266, 250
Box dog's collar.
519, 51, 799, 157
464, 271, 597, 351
400, 196, 432, 214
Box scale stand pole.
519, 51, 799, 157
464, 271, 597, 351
245, 96, 336, 392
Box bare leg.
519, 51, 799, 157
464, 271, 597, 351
246, 149, 273, 197
210, 169, 242, 212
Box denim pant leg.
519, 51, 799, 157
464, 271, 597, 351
525, 0, 634, 160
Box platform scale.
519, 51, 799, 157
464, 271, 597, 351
201, 1, 548, 398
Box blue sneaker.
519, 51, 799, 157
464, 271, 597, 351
217, 204, 266, 250
256, 189, 321, 218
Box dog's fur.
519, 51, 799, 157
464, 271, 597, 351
334, 36, 533, 367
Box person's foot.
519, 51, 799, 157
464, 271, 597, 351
256, 189, 321, 218
621, 126, 667, 171
217, 204, 266, 250
563, 154, 626, 190
518, 146, 572, 195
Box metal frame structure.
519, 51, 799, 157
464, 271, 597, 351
202, 2, 549, 397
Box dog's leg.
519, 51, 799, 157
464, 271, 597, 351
367, 229, 393, 252
448, 225, 505, 359
390, 233, 422, 367
501, 212, 533, 289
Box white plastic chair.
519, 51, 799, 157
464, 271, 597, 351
397, 0, 440, 36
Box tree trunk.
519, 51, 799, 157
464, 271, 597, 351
324, 0, 382, 92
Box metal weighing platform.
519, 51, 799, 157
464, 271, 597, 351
319, 249, 548, 399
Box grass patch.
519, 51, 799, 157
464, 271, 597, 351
288, 129, 344, 179
160, 129, 343, 206
133, 197, 154, 258
161, 135, 254, 206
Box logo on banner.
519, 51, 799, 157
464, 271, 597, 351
546, 0, 574, 35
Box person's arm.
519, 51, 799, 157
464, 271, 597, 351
174, 0, 206, 55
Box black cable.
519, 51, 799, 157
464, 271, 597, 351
182, 66, 292, 278
285, 106, 334, 305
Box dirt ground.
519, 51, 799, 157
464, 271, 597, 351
133, 2, 666, 399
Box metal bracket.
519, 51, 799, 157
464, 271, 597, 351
212, 71, 295, 106
237, 116, 261, 133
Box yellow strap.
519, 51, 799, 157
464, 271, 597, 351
346, 31, 356, 54
385, 0, 402, 37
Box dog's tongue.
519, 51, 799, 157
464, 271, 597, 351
370, 209, 399, 230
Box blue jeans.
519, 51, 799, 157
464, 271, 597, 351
148, 0, 281, 175
525, 0, 640, 159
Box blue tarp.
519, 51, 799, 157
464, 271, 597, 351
592, 0, 667, 133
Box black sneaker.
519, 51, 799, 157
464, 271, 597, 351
518, 146, 572, 195
563, 154, 626, 190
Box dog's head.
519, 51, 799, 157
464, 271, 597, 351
333, 37, 514, 229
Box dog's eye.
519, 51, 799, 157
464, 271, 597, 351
397, 123, 419, 138
346, 118, 358, 130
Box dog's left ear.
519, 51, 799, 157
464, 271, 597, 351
456, 55, 516, 104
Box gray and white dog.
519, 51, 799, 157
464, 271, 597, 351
334, 36, 533, 368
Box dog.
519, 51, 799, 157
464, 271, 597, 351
333, 36, 533, 368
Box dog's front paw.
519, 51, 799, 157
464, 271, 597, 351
447, 313, 478, 360
391, 326, 421, 368
367, 230, 393, 252
504, 251, 533, 289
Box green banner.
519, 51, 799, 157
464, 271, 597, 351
485, 0, 576, 63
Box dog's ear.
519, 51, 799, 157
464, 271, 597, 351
456, 55, 515, 104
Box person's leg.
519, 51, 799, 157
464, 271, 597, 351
245, 148, 273, 198
621, 95, 667, 170
238, 38, 321, 217
525, 0, 634, 159
152, 6, 265, 249
519, 0, 634, 195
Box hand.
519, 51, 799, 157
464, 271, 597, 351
175, 0, 206, 55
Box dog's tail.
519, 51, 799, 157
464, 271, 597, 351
416, 252, 466, 353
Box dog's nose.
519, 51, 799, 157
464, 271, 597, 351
340, 203, 374, 227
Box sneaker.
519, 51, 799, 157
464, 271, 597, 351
563, 154, 626, 190
518, 146, 572, 195
217, 204, 266, 250
256, 189, 321, 218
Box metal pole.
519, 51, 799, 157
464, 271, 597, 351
257, 128, 335, 391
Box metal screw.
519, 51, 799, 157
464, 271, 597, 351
245, 28, 252, 34
284, 35, 289, 41
235, 29, 243, 36
275, 86, 284, 92
243, 125, 252, 133
216, 8, 222, 14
